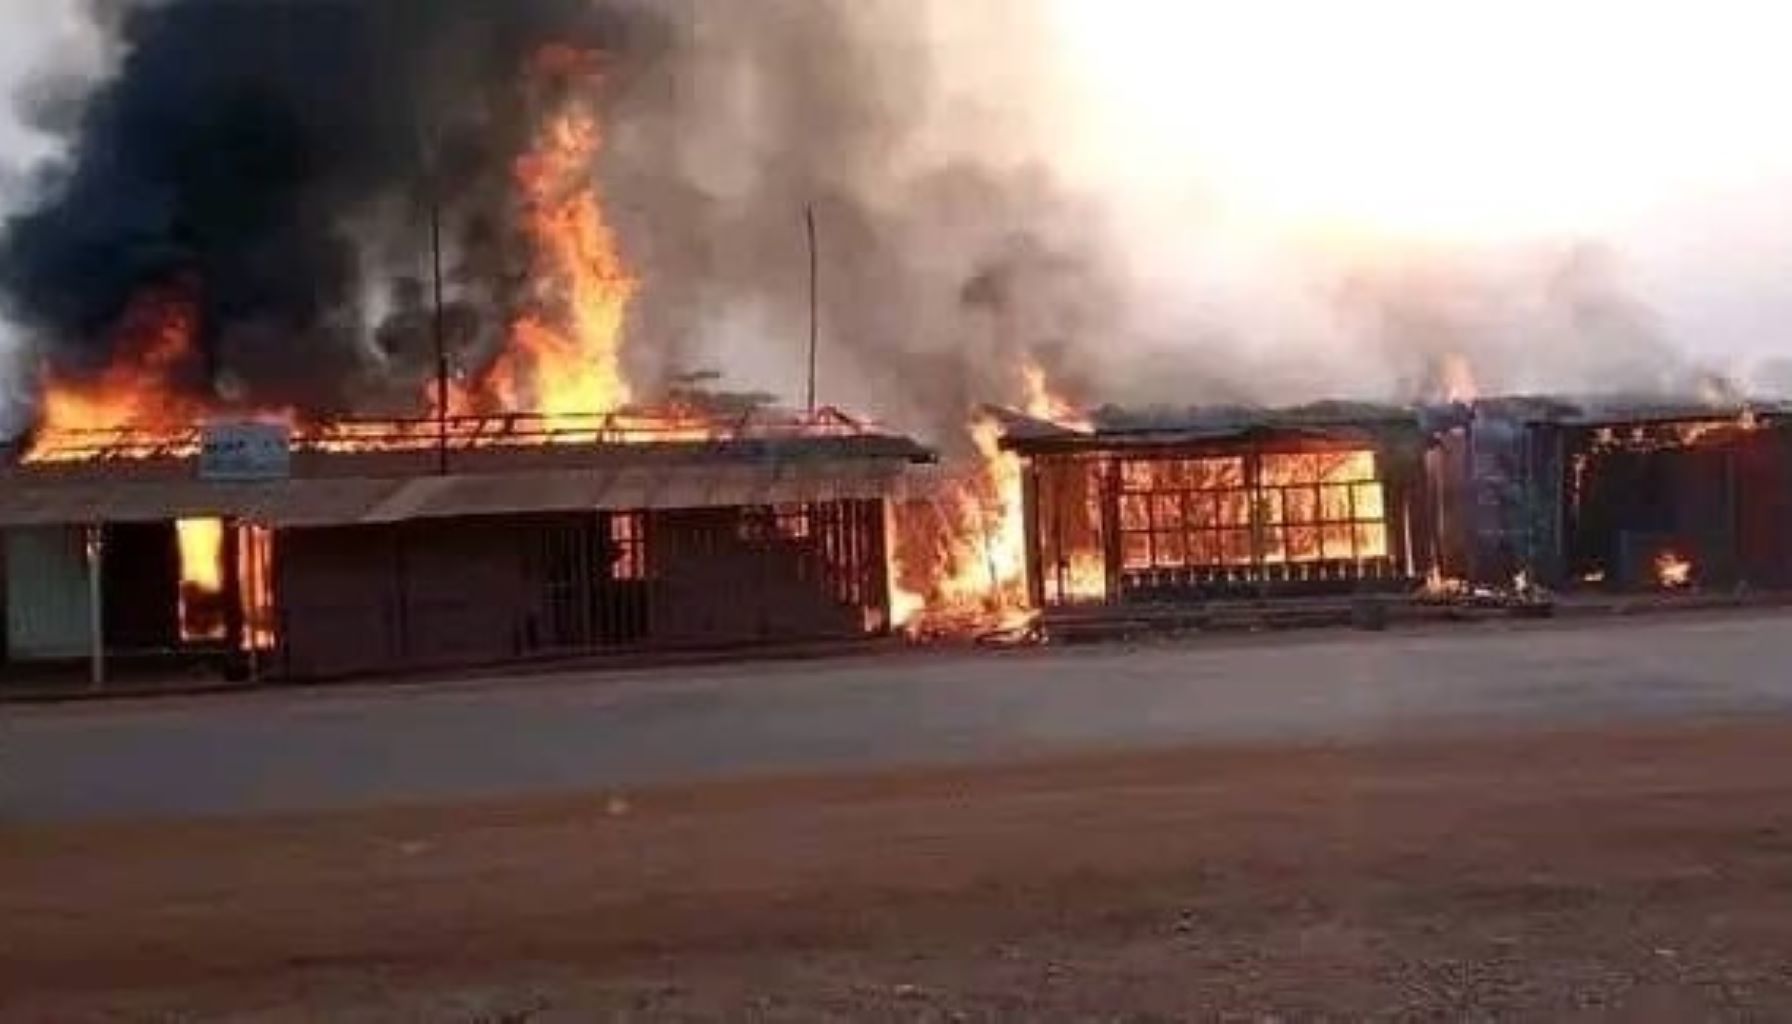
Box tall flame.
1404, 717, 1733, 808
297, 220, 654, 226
890, 360, 1087, 636
23, 44, 635, 463
482, 66, 634, 420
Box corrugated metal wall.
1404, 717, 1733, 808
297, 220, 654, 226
1738, 429, 1792, 587
273, 501, 889, 679
647, 504, 878, 646
399, 518, 529, 669
5, 526, 92, 660
277, 525, 403, 678
1550, 423, 1792, 590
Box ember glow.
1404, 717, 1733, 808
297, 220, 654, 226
1057, 551, 1107, 602
1438, 353, 1477, 404
1655, 550, 1694, 589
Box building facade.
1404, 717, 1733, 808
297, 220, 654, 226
1002, 403, 1436, 609
0, 412, 932, 681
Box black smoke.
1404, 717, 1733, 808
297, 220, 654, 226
2, 0, 1133, 439
0, 0, 667, 415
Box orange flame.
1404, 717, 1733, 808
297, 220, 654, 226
888, 415, 1031, 636
25, 287, 213, 461
889, 363, 1090, 637
482, 85, 634, 422
236, 523, 277, 651
175, 517, 227, 642
23, 45, 639, 463
1438, 352, 1476, 404
1022, 359, 1091, 430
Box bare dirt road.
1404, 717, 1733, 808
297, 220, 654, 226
6, 616, 1792, 1019
8, 721, 1792, 1020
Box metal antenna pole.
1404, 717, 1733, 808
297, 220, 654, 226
805, 205, 818, 416
430, 168, 449, 475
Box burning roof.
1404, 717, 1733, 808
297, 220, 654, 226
1470, 393, 1792, 427
997, 399, 1424, 455
996, 393, 1792, 455
0, 406, 933, 529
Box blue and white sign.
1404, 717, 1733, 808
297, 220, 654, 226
199, 422, 292, 481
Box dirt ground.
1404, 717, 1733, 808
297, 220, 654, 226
7, 718, 1792, 1021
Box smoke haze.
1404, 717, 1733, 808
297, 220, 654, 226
0, 0, 1788, 443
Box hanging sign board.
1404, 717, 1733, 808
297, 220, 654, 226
199, 422, 292, 481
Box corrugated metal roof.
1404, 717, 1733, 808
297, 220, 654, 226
1087, 400, 1419, 434
0, 458, 915, 528
994, 400, 1423, 456
0, 477, 397, 528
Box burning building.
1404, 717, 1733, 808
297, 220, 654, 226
996, 402, 1435, 611
1437, 397, 1792, 593
0, 8, 944, 684
965, 391, 1792, 633
3, 3, 1790, 678
0, 411, 930, 681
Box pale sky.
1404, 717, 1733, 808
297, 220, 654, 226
1042, 0, 1792, 377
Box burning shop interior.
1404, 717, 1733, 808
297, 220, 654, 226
997, 402, 1434, 611
1410, 396, 1792, 596
1433, 397, 1792, 594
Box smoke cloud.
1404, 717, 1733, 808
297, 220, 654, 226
0, 0, 669, 417
0, 0, 1777, 445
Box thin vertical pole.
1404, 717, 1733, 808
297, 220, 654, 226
430, 180, 449, 475
85, 524, 104, 690
805, 205, 818, 415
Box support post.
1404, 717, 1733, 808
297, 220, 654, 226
1021, 459, 1044, 609
1101, 458, 1123, 600
84, 523, 104, 690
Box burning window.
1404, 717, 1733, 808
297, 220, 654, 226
735, 505, 823, 546
175, 518, 228, 643
1117, 456, 1248, 571
1116, 449, 1390, 573
775, 504, 812, 540
1034, 458, 1111, 605
235, 523, 277, 652
609, 511, 646, 581
1256, 451, 1389, 564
